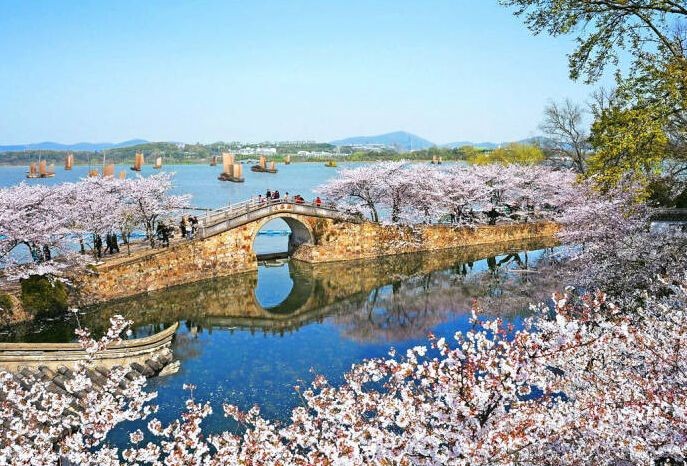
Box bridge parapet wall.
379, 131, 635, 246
292, 221, 559, 263
79, 207, 558, 303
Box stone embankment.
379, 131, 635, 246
77, 200, 559, 303
0, 322, 178, 373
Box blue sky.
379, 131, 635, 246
0, 1, 611, 145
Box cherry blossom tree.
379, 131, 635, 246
319, 162, 577, 226
3, 278, 686, 465
557, 178, 687, 298
0, 173, 190, 283
0, 183, 83, 281
121, 173, 190, 248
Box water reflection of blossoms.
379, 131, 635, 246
332, 247, 563, 343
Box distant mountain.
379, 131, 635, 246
0, 139, 148, 153
331, 131, 435, 151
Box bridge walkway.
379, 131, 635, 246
197, 198, 352, 239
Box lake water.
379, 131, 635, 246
0, 162, 363, 254
0, 163, 562, 442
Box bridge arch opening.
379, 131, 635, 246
252, 215, 314, 259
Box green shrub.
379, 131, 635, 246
0, 292, 13, 313
20, 275, 69, 317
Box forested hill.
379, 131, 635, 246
0, 141, 338, 166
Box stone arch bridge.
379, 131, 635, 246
80, 198, 559, 302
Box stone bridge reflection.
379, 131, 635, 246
85, 237, 560, 341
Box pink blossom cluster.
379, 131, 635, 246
2, 281, 685, 465
317, 162, 576, 225
0, 173, 190, 282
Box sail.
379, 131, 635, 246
154, 156, 162, 168
285, 154, 291, 164
222, 152, 234, 174
39, 160, 48, 176
259, 155, 266, 169
132, 152, 144, 170
269, 160, 276, 171
28, 162, 37, 176
119, 170, 126, 180
65, 153, 74, 170
210, 155, 217, 166
103, 163, 115, 177
233, 163, 243, 179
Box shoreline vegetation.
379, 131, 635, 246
0, 141, 544, 166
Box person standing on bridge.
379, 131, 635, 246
273, 190, 280, 201
266, 189, 272, 201
190, 216, 199, 238
284, 192, 289, 202
314, 196, 322, 207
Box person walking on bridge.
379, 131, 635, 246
179, 217, 187, 238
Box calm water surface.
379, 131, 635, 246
0, 164, 561, 443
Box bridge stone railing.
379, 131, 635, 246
198, 198, 352, 239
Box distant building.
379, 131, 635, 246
255, 147, 277, 155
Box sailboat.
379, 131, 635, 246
131, 152, 144, 171
218, 152, 244, 182
103, 163, 115, 177
26, 161, 39, 178
284, 154, 291, 165
210, 155, 217, 166
118, 170, 126, 180
38, 159, 55, 178
251, 155, 277, 173
153, 156, 162, 169
65, 152, 74, 170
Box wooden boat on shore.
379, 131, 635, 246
131, 152, 144, 171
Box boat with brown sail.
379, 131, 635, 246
26, 162, 39, 178
65, 152, 74, 170
131, 152, 144, 171
218, 152, 245, 182
38, 160, 55, 178
251, 155, 277, 173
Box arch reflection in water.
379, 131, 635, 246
75, 237, 561, 339
252, 216, 314, 260
0, 237, 568, 434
